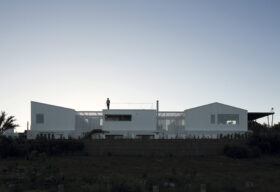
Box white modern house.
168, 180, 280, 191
184, 103, 247, 138
102, 109, 157, 139
27, 101, 272, 139
28, 102, 81, 139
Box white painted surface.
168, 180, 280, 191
184, 102, 247, 137
31, 101, 76, 131
3, 129, 18, 138
102, 109, 157, 133
27, 101, 249, 139
26, 130, 86, 139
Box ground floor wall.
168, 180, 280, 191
103, 130, 159, 139
181, 131, 247, 139
27, 129, 248, 140
152, 130, 247, 139
27, 130, 85, 139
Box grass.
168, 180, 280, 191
0, 155, 280, 192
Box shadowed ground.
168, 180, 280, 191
0, 155, 280, 192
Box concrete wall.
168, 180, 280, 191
102, 109, 157, 133
31, 101, 76, 132
184, 103, 247, 137
28, 101, 249, 140
3, 129, 18, 138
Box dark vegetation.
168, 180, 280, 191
0, 121, 280, 191
0, 137, 84, 158
0, 111, 18, 135
1, 154, 280, 191
224, 121, 280, 158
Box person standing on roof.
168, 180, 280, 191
106, 98, 110, 110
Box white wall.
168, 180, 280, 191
31, 101, 76, 131
3, 129, 18, 138
28, 101, 248, 140
102, 109, 157, 133
184, 103, 248, 134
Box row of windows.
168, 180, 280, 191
36, 113, 240, 125
35, 114, 133, 124
104, 114, 132, 121
211, 114, 239, 125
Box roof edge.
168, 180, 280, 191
31, 101, 76, 111
184, 102, 247, 111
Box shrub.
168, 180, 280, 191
224, 145, 250, 158
0, 136, 84, 158
224, 144, 261, 159
247, 129, 280, 155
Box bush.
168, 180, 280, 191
0, 136, 84, 158
247, 129, 280, 155
224, 144, 261, 159
224, 145, 250, 158
0, 136, 24, 158
249, 146, 262, 158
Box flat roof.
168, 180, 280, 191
103, 109, 156, 111
248, 112, 274, 121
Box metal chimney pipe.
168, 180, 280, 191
156, 100, 159, 130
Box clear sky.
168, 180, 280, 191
0, 0, 279, 132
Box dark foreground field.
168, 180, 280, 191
0, 155, 280, 192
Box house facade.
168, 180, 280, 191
184, 103, 247, 138
27, 101, 253, 139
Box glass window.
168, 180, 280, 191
104, 114, 132, 121
105, 135, 123, 139
217, 114, 239, 125
136, 135, 155, 139
36, 114, 44, 124
211, 114, 215, 124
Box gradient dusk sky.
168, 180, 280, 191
0, 0, 279, 132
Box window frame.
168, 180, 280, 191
36, 114, 44, 124
217, 114, 239, 125
210, 114, 216, 124
104, 114, 132, 122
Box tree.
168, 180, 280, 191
83, 129, 108, 139
0, 111, 18, 135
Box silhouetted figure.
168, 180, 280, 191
106, 98, 110, 110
